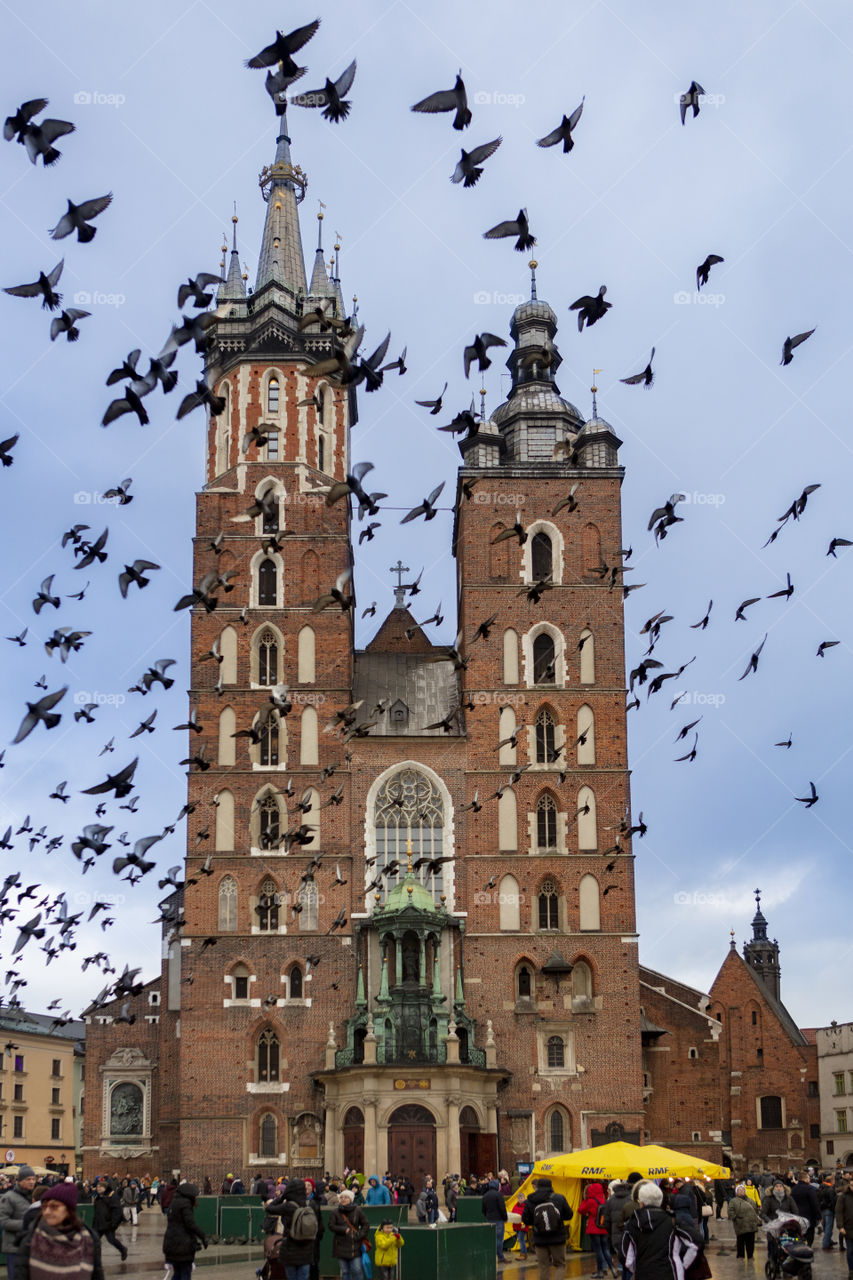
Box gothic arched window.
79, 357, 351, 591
535, 708, 556, 763
517, 965, 532, 999
538, 879, 558, 930
531, 531, 553, 581
547, 1035, 565, 1068
258, 558, 277, 606
533, 633, 556, 685
258, 630, 278, 686
288, 964, 303, 999
218, 876, 237, 931
373, 769, 445, 902
257, 1029, 280, 1082
537, 795, 558, 850
257, 879, 279, 932
261, 492, 279, 534
259, 713, 279, 767
259, 1113, 276, 1157
267, 377, 280, 415
548, 1107, 568, 1152
298, 881, 319, 931
258, 795, 281, 849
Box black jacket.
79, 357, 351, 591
521, 1183, 573, 1246
16, 1215, 105, 1280
268, 1181, 323, 1266
162, 1185, 206, 1263
91, 1191, 123, 1234
790, 1182, 819, 1225
328, 1204, 369, 1259
481, 1184, 508, 1223
603, 1184, 632, 1252
622, 1206, 698, 1280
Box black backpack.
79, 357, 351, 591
595, 1202, 607, 1230
533, 1198, 562, 1235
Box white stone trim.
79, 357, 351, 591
247, 1082, 291, 1094
521, 519, 564, 585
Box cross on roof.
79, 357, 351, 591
390, 559, 410, 608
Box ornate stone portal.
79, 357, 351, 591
98, 1047, 156, 1158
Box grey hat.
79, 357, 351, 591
17, 1166, 36, 1181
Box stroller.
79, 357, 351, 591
763, 1216, 813, 1280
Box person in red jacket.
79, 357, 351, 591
579, 1181, 618, 1279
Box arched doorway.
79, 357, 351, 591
387, 1104, 436, 1186
342, 1106, 364, 1173
459, 1105, 496, 1177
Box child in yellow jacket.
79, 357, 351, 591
374, 1219, 404, 1279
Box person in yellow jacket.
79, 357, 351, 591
374, 1219, 404, 1279
743, 1179, 762, 1209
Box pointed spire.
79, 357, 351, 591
356, 963, 366, 1006
529, 257, 538, 300
219, 206, 246, 301
308, 203, 336, 300
255, 108, 308, 295
480, 386, 487, 421
591, 369, 601, 419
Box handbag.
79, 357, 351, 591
701, 1205, 713, 1218
361, 1242, 373, 1280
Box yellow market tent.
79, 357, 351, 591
505, 1141, 730, 1253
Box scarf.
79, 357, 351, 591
28, 1219, 95, 1280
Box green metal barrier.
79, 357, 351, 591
194, 1196, 218, 1236
77, 1203, 94, 1228
398, 1223, 495, 1280
219, 1204, 266, 1241
455, 1194, 486, 1222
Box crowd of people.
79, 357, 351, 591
0, 1161, 851, 1280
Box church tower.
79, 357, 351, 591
742, 889, 782, 1001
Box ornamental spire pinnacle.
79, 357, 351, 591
255, 107, 308, 295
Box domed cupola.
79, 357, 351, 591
575, 377, 622, 469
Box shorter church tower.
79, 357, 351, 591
742, 889, 782, 1001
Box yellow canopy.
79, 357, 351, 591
504, 1141, 730, 1253
0, 1164, 57, 1178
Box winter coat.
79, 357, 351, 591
727, 1196, 761, 1236
743, 1185, 761, 1208
15, 1214, 105, 1280
579, 1183, 608, 1236
162, 1184, 206, 1263
603, 1183, 632, 1253
670, 1192, 698, 1229
445, 1184, 459, 1211
521, 1183, 573, 1246
481, 1182, 508, 1224
230, 1178, 245, 1194
817, 1184, 836, 1213
835, 1186, 853, 1235
621, 1206, 699, 1280
0, 1185, 33, 1255
760, 1192, 798, 1221
91, 1192, 123, 1234
267, 1180, 323, 1267
365, 1177, 391, 1206
374, 1227, 404, 1268
790, 1182, 819, 1225
328, 1204, 369, 1259
120, 1185, 137, 1207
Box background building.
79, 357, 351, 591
816, 1021, 853, 1168
0, 1009, 84, 1176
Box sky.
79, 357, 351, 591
0, 0, 851, 1029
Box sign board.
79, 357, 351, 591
5, 1150, 15, 1162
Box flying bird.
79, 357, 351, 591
766, 572, 794, 602
735, 597, 760, 622
245, 20, 321, 75
11, 687, 67, 743
696, 254, 724, 290
291, 59, 357, 122
450, 136, 502, 187
679, 81, 705, 125
0, 434, 18, 467
569, 285, 610, 331
827, 537, 852, 558
411, 73, 471, 130
794, 781, 818, 808
816, 640, 839, 658
49, 307, 90, 342
620, 348, 655, 389
738, 634, 767, 681
415, 383, 447, 415
536, 99, 584, 152
674, 733, 698, 763
401, 481, 445, 524
781, 329, 815, 366
4, 98, 49, 142
690, 600, 713, 630
4, 260, 63, 310
177, 272, 226, 309
19, 115, 75, 166
483, 209, 535, 252
463, 333, 507, 378
49, 193, 112, 242
81, 757, 139, 798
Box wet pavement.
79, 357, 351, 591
103, 1210, 851, 1279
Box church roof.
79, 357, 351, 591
381, 869, 441, 914
365, 606, 434, 654
255, 114, 308, 295
352, 642, 462, 738
713, 947, 808, 1048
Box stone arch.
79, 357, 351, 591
544, 1103, 571, 1153
249, 547, 283, 609
286, 962, 304, 1000
218, 705, 236, 767
300, 706, 319, 766
498, 874, 521, 931
219, 625, 238, 685
535, 790, 559, 851
523, 519, 564, 584
363, 761, 456, 910
215, 789, 235, 851
503, 629, 519, 684
249, 708, 286, 770
579, 629, 595, 685
577, 785, 597, 850
253, 475, 286, 534
533, 703, 557, 764
262, 368, 284, 419
218, 875, 238, 931
298, 625, 316, 683
537, 876, 560, 930
579, 873, 601, 930
251, 784, 284, 851
515, 958, 535, 1000
571, 957, 594, 1010
498, 786, 517, 851
523, 622, 566, 688
251, 622, 284, 686
498, 705, 517, 766
577, 704, 595, 764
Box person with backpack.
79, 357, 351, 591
328, 1189, 370, 1280
579, 1181, 618, 1278
91, 1181, 127, 1262
482, 1178, 510, 1263
162, 1181, 207, 1280
265, 1178, 322, 1280
0, 1165, 37, 1280
521, 1176, 573, 1279
621, 1182, 698, 1280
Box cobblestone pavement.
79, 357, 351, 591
100, 1211, 851, 1279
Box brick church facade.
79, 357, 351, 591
81, 117, 818, 1183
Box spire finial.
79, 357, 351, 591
334, 231, 342, 281
591, 368, 602, 418
316, 200, 325, 252
529, 258, 538, 300
730, 928, 736, 949
390, 558, 410, 608
232, 203, 238, 252
480, 386, 487, 421
754, 887, 761, 910
405, 836, 414, 875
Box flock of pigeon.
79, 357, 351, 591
0, 18, 843, 1020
